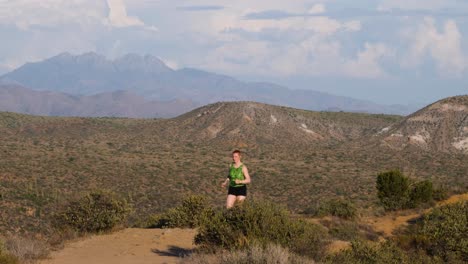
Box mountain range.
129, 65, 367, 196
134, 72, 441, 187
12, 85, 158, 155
0, 84, 196, 118
0, 52, 417, 117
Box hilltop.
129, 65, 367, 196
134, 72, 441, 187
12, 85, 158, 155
380, 95, 468, 154
168, 101, 402, 147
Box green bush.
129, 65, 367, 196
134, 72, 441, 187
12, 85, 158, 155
194, 200, 329, 261
53, 190, 132, 233
408, 180, 433, 207
376, 170, 410, 210
149, 195, 213, 228
326, 240, 439, 264
406, 201, 467, 262
327, 240, 407, 263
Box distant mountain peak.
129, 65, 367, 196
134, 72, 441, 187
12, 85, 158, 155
53, 52, 73, 59
115, 53, 172, 73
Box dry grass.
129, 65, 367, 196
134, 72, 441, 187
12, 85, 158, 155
5, 236, 49, 263
327, 240, 351, 254
180, 244, 315, 264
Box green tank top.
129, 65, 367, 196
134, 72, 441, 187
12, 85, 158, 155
229, 163, 245, 187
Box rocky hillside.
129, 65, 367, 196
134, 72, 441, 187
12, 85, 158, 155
167, 101, 402, 147
380, 96, 468, 153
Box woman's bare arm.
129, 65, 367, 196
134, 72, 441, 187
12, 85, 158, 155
221, 177, 229, 187
235, 166, 251, 184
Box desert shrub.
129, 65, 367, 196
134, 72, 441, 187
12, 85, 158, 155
408, 180, 433, 207
302, 199, 357, 220
150, 195, 213, 228
376, 170, 410, 210
403, 201, 467, 262
0, 253, 18, 264
329, 240, 442, 264
181, 243, 314, 264
194, 200, 329, 260
53, 190, 132, 233
318, 199, 357, 219
0, 238, 19, 264
327, 240, 412, 264
431, 186, 448, 201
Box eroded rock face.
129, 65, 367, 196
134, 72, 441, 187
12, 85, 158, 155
381, 96, 468, 153
173, 101, 400, 147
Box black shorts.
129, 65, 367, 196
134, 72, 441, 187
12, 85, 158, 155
228, 185, 247, 196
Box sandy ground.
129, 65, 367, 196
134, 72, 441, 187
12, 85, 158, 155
39, 228, 197, 264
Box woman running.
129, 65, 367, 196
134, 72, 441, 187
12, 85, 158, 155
221, 150, 251, 208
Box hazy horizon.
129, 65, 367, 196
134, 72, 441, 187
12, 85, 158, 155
1, 0, 467, 105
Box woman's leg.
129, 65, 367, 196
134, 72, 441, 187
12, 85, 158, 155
226, 194, 237, 208
236, 196, 246, 204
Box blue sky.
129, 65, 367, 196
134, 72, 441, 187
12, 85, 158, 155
1, 0, 467, 105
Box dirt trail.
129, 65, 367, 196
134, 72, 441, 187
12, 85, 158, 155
39, 228, 197, 264
364, 193, 468, 237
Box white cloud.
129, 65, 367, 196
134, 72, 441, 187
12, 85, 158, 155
193, 2, 383, 78
210, 12, 359, 35
403, 17, 466, 76
0, 1, 107, 30
344, 43, 392, 78
107, 0, 144, 27
202, 33, 391, 79
0, 1, 157, 31
308, 4, 325, 14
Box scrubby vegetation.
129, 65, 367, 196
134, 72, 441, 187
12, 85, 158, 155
408, 180, 433, 207
149, 195, 213, 228
53, 190, 132, 233
0, 238, 19, 264
1, 110, 466, 239
0, 109, 466, 263
3, 236, 49, 263
181, 243, 314, 264
150, 193, 468, 263
150, 197, 329, 261
303, 198, 357, 219
195, 200, 329, 260
377, 170, 437, 211
376, 170, 411, 210
326, 240, 438, 264
397, 201, 467, 262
